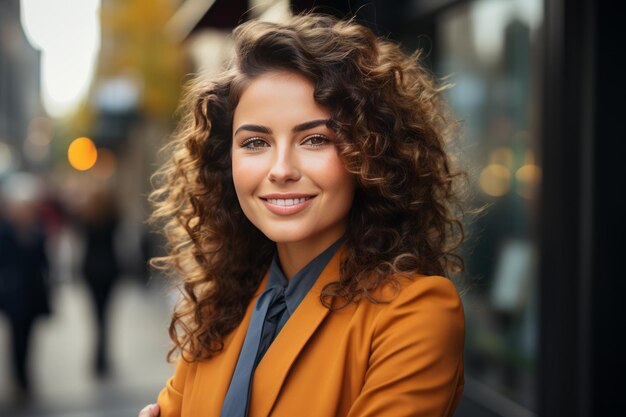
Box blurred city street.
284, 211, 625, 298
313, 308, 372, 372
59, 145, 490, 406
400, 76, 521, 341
3, 0, 621, 416
0, 276, 174, 417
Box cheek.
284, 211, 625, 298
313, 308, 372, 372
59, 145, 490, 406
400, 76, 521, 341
231, 155, 255, 201
316, 154, 356, 200
231, 159, 259, 226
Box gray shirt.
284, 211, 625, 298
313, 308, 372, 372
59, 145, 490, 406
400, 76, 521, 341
257, 235, 345, 363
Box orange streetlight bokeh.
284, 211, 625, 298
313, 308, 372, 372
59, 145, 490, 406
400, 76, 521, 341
68, 137, 98, 171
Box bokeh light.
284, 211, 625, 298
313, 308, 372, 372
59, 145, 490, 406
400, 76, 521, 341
68, 137, 98, 171
480, 163, 511, 197
20, 0, 101, 117
516, 164, 542, 199
491, 146, 514, 169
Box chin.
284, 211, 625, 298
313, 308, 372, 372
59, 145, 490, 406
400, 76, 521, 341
260, 224, 345, 249
251, 222, 312, 243
261, 230, 312, 244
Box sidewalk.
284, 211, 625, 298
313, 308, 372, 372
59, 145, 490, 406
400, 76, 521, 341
0, 277, 176, 417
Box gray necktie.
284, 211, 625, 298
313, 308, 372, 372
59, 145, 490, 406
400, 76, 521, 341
220, 284, 287, 417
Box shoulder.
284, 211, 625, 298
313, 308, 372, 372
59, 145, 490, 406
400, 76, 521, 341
340, 275, 465, 417
367, 275, 465, 348
373, 274, 463, 311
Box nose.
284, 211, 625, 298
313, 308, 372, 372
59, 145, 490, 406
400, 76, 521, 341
268, 145, 301, 183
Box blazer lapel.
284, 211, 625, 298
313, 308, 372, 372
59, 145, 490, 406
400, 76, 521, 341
187, 273, 269, 417
250, 246, 345, 417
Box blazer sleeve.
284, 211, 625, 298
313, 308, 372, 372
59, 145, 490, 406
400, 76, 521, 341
346, 276, 465, 417
157, 358, 191, 417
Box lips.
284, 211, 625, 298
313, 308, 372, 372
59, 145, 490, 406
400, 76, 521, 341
259, 194, 316, 215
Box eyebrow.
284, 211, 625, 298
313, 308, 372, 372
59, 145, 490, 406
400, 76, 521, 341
293, 119, 332, 132
233, 119, 331, 136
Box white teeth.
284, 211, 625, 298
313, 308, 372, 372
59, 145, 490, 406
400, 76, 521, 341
267, 197, 309, 206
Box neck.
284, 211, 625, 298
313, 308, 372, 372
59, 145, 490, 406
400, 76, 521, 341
276, 226, 346, 280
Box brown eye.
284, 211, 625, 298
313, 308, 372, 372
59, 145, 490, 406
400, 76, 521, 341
242, 138, 269, 149
302, 135, 329, 147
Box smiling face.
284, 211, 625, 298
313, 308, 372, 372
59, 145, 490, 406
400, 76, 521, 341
231, 71, 355, 252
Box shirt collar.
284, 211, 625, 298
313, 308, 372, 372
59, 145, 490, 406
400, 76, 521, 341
268, 235, 346, 315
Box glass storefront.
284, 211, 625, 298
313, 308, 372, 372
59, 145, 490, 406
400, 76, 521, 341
435, 0, 543, 411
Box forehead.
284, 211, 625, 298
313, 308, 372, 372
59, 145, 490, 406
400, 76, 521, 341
232, 71, 330, 131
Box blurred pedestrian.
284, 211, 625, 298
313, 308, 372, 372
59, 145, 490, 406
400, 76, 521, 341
0, 172, 50, 396
78, 185, 120, 377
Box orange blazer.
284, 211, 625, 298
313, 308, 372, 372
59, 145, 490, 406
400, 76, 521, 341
157, 249, 465, 417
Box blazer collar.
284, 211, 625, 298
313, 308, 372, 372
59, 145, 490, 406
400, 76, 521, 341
188, 245, 346, 417
192, 271, 269, 417
250, 244, 346, 417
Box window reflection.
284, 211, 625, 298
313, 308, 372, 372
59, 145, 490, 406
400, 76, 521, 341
436, 0, 542, 410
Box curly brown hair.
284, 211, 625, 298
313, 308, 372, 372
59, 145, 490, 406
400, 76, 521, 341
150, 13, 465, 362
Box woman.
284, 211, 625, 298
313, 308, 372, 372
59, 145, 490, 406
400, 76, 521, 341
141, 12, 466, 417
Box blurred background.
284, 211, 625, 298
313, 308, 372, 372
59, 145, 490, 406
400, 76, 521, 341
0, 0, 622, 416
